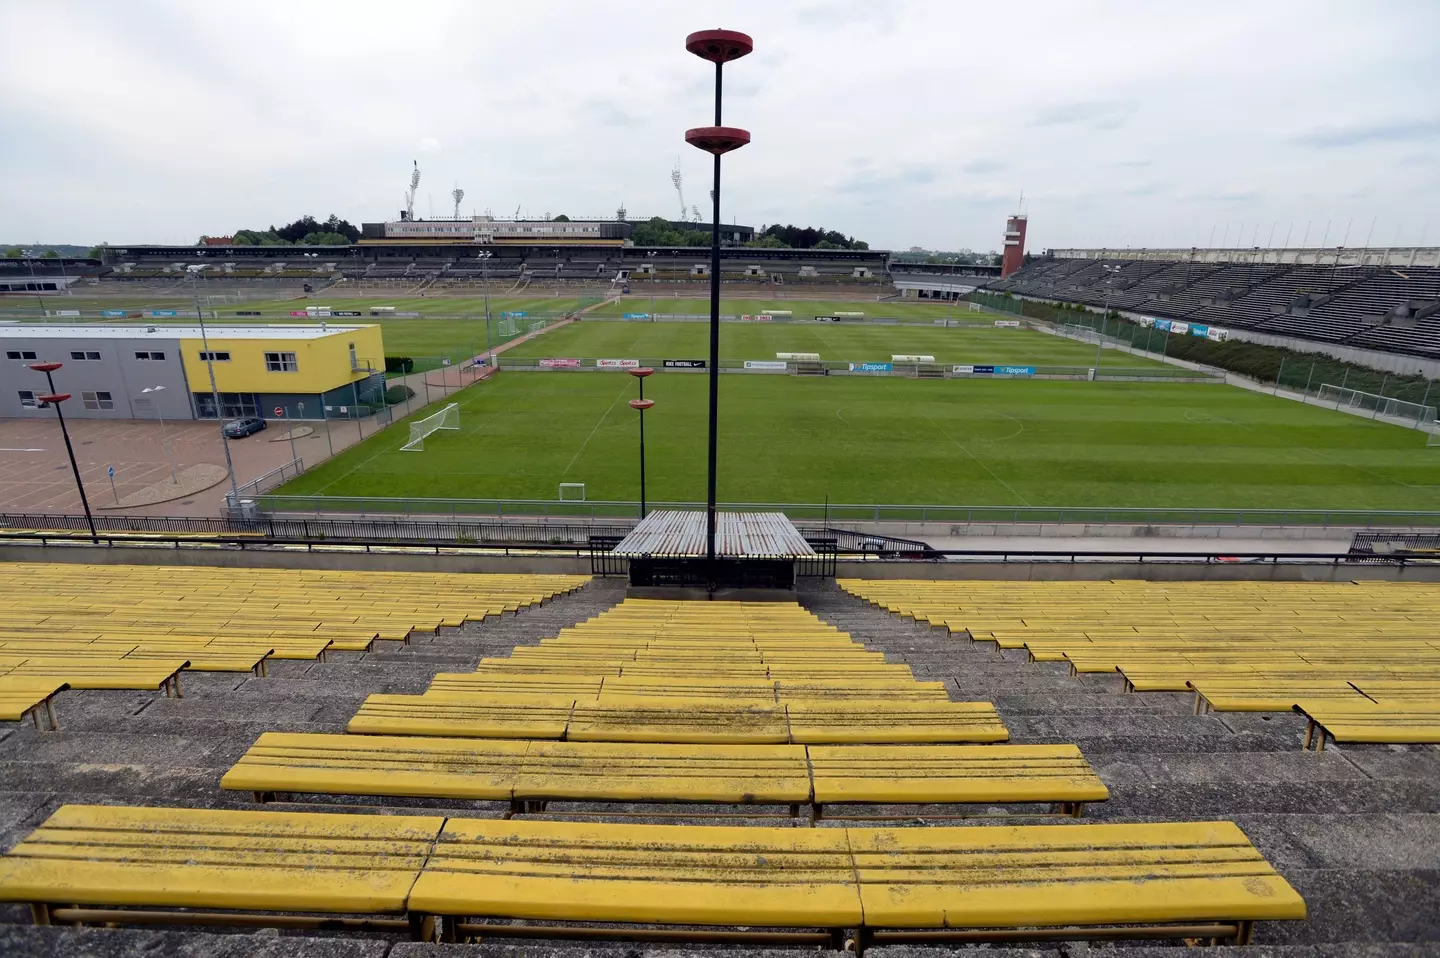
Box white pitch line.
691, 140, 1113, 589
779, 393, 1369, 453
0, 448, 46, 452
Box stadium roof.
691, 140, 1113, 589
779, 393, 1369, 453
612, 510, 815, 558
1, 324, 368, 340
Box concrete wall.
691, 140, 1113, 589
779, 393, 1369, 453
836, 560, 1440, 582
1, 336, 194, 419
0, 546, 591, 575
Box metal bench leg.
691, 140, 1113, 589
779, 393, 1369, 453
811, 803, 823, 825
1234, 920, 1255, 945
1316, 730, 1328, 752
1303, 719, 1316, 751
407, 912, 437, 942
1193, 692, 1203, 715
440, 915, 460, 943
30, 903, 51, 926
43, 698, 58, 731
173, 672, 183, 698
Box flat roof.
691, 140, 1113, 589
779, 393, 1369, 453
612, 510, 815, 558
0, 324, 368, 340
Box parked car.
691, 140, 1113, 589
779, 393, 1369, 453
223, 417, 267, 438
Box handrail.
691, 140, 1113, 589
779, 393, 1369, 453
0, 530, 1428, 567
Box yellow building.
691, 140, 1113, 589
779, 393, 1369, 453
174, 324, 387, 421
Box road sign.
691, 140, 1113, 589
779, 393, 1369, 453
274, 406, 284, 417
107, 465, 114, 478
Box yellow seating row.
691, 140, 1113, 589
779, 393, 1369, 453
348, 692, 1008, 744
0, 804, 1304, 946
224, 734, 1105, 814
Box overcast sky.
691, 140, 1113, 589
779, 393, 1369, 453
3, 0, 1438, 253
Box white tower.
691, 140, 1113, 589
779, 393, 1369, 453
451, 187, 465, 220
404, 161, 421, 220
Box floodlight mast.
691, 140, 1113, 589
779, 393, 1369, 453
405, 161, 421, 220
684, 27, 753, 567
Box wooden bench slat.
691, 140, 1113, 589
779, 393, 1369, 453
786, 703, 1009, 744
348, 694, 575, 739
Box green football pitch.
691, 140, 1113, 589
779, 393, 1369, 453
275, 321, 1440, 511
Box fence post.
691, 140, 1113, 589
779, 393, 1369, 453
1303, 360, 1316, 399
1273, 358, 1284, 396
1373, 374, 1388, 419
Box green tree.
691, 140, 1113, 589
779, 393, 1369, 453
3, 246, 22, 258
744, 234, 788, 248
41, 249, 59, 258
299, 231, 350, 246
552, 214, 570, 222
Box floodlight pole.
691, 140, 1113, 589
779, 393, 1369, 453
480, 251, 493, 362
190, 270, 241, 508
29, 363, 97, 541
629, 368, 655, 519
1096, 265, 1118, 373
685, 28, 752, 564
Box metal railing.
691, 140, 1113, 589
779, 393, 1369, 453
227, 458, 303, 503
0, 529, 1433, 570
246, 496, 1440, 528
0, 511, 634, 546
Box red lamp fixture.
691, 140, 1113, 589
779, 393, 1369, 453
37, 393, 71, 405
628, 367, 654, 379
684, 127, 751, 155
685, 29, 752, 62
29, 362, 63, 373
628, 399, 655, 411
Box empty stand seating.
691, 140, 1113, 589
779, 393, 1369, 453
841, 579, 1440, 745
0, 805, 1303, 945
990, 257, 1440, 357
0, 563, 587, 719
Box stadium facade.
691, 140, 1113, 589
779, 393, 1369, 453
1, 324, 385, 421
360, 215, 755, 247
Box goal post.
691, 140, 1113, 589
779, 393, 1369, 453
400, 402, 459, 452
559, 482, 586, 501
1316, 384, 1437, 428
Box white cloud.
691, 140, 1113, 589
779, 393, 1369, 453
1, 0, 1438, 251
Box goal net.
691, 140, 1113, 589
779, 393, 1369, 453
400, 402, 459, 452
559, 483, 586, 501
1316, 384, 1437, 428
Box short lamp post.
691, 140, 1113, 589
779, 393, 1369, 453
141, 385, 178, 484
628, 367, 655, 518
29, 362, 97, 541
1096, 264, 1121, 372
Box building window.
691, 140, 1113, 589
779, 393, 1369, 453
18, 390, 38, 408
69, 351, 101, 361
264, 351, 298, 372
199, 351, 230, 362
194, 391, 258, 419
134, 351, 166, 361
81, 390, 114, 410
6, 350, 38, 360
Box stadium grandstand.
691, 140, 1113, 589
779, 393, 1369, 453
989, 246, 1440, 360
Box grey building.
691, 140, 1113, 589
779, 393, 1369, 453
3, 328, 196, 422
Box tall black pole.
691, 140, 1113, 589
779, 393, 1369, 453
638, 377, 647, 519
43, 369, 97, 541
705, 59, 723, 564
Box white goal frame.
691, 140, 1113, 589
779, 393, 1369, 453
1316, 384, 1436, 428
400, 402, 459, 452
559, 482, 587, 501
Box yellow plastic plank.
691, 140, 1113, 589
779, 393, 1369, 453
808, 744, 1108, 805
848, 821, 1307, 928
348, 693, 574, 739
786, 702, 1010, 744
568, 700, 789, 744
515, 741, 811, 803
221, 733, 528, 799
409, 817, 862, 926
0, 804, 444, 914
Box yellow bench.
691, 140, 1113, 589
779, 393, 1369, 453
348, 693, 576, 739
224, 735, 1105, 819
407, 818, 1304, 947
786, 702, 1009, 744
0, 804, 444, 931
0, 678, 68, 731
1294, 702, 1440, 750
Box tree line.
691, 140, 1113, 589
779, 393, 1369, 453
204, 214, 362, 247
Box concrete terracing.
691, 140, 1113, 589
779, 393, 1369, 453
0, 574, 1435, 956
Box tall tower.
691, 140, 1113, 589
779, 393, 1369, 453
1001, 211, 1028, 277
